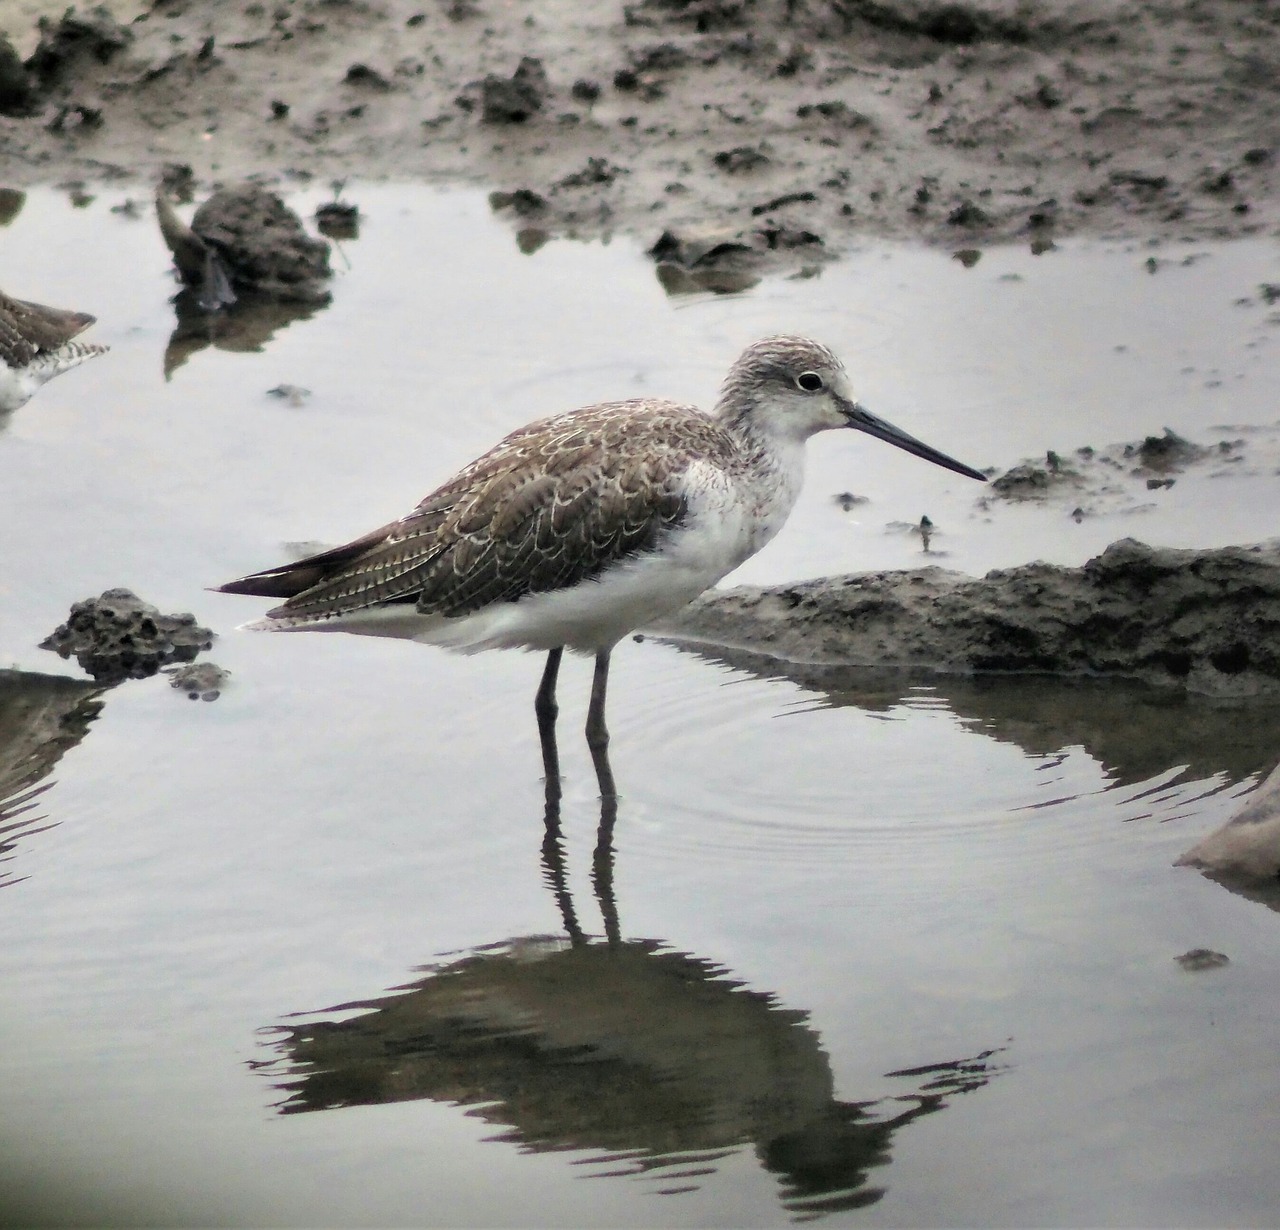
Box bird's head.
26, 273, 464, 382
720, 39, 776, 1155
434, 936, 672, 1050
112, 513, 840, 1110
717, 335, 987, 482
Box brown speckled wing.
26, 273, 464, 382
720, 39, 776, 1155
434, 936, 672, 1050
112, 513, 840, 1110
0, 293, 95, 368
224, 400, 738, 623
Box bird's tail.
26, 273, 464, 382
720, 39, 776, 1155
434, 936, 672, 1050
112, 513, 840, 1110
38, 341, 109, 379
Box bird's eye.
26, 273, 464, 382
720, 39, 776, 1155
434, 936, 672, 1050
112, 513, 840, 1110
796, 371, 825, 392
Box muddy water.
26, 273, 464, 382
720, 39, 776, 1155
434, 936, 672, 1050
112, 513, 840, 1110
3, 184, 1280, 1226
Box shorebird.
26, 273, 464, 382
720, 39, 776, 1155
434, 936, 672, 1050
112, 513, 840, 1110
0, 291, 109, 412
218, 336, 985, 755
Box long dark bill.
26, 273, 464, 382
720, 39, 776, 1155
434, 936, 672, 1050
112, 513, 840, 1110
841, 399, 987, 482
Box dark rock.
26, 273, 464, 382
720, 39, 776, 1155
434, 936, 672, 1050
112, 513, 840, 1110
0, 36, 39, 116
713, 145, 769, 173
991, 462, 1054, 496
489, 188, 549, 216
555, 157, 628, 189
480, 57, 548, 124
188, 184, 331, 304
1125, 428, 1207, 473
630, 43, 691, 73
41, 589, 215, 686
751, 191, 817, 216
27, 6, 132, 91
757, 221, 822, 249
1109, 170, 1170, 193
315, 200, 359, 239
796, 100, 873, 129
344, 63, 392, 90
0, 188, 25, 227
165, 661, 229, 701
947, 199, 989, 227
570, 78, 601, 103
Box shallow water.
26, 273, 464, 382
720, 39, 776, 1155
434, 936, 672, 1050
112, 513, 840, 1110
2, 184, 1280, 1226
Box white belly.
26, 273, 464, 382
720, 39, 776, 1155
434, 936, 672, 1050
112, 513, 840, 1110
244, 452, 804, 653
257, 517, 747, 652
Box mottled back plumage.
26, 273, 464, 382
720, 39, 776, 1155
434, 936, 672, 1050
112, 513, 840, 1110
0, 292, 97, 368
221, 399, 746, 622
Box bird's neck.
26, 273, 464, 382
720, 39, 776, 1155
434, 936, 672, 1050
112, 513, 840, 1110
713, 398, 809, 524
715, 395, 811, 469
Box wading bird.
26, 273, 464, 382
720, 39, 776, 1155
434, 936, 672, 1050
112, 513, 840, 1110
218, 336, 986, 765
0, 290, 108, 412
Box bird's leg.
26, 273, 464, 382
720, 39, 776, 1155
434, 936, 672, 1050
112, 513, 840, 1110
536, 647, 563, 727
536, 648, 563, 803
586, 649, 611, 752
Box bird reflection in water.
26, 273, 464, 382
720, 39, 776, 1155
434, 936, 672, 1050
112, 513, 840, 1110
260, 730, 1004, 1219
0, 669, 105, 889
162, 289, 321, 379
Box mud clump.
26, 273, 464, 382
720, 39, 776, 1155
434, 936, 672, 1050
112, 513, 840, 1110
1126, 429, 1208, 473
660, 539, 1280, 699
165, 661, 230, 702
990, 462, 1058, 497
314, 200, 359, 240
476, 57, 549, 124
41, 589, 215, 686
25, 6, 132, 92
159, 184, 332, 309
983, 429, 1255, 517
0, 37, 39, 117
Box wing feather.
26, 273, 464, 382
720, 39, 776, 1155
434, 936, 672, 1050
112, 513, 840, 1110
218, 400, 737, 624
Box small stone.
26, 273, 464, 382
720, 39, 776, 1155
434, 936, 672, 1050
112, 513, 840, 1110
165, 661, 230, 701
713, 145, 769, 173
267, 383, 312, 405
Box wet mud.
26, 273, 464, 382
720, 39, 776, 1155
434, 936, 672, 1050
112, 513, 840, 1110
660, 539, 1280, 698
0, 0, 1278, 281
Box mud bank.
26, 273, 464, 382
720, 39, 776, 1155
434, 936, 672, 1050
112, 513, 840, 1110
1179, 760, 1280, 897
2, 0, 1279, 280
658, 538, 1280, 699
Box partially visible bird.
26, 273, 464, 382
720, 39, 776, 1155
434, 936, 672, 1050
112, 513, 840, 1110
0, 290, 109, 412
217, 336, 986, 754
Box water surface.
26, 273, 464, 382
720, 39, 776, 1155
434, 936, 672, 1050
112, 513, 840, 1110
2, 185, 1279, 1226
